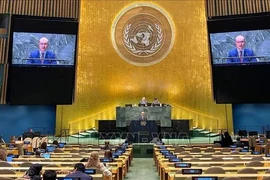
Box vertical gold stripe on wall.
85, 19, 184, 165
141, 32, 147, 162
256, 0, 262, 13
52, 0, 56, 17
266, 0, 270, 12
261, 0, 266, 12
1, 64, 8, 104
75, 0, 80, 18
0, 0, 4, 13
44, 0, 48, 17
21, 0, 26, 15
33, 0, 37, 16
9, 0, 13, 14
0, 39, 3, 64
231, 0, 237, 15
65, 0, 69, 18
207, 0, 212, 17
59, 0, 62, 17
5, 0, 9, 13
218, 0, 223, 16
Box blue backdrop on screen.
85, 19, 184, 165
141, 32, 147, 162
0, 105, 56, 142
233, 104, 270, 134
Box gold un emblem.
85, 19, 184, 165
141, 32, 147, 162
111, 3, 175, 66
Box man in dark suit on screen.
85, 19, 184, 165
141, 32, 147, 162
138, 111, 147, 121
227, 35, 257, 63
27, 37, 57, 65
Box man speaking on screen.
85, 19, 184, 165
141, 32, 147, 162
227, 35, 257, 63
27, 37, 57, 64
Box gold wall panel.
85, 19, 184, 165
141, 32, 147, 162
56, 0, 233, 135
207, 0, 270, 17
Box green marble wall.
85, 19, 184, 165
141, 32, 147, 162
116, 106, 171, 127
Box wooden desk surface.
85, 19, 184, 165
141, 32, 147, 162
170, 173, 270, 180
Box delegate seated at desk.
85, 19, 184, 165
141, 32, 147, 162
139, 97, 147, 106
152, 98, 161, 106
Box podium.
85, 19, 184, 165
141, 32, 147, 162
127, 120, 159, 143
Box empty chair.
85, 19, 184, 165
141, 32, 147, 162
237, 167, 257, 174
20, 162, 33, 167
189, 158, 200, 162
220, 148, 231, 153
222, 164, 236, 167
222, 177, 241, 180
204, 148, 215, 153
246, 161, 264, 167
0, 162, 12, 167
190, 147, 201, 153
40, 159, 53, 162
237, 167, 257, 180
183, 155, 193, 158
213, 143, 221, 148
196, 164, 211, 167
0, 178, 15, 180
79, 149, 90, 153
19, 162, 33, 172
53, 149, 64, 153
79, 144, 89, 148
231, 157, 244, 161
45, 164, 60, 168
180, 151, 190, 155
211, 157, 224, 161
174, 146, 185, 153
214, 152, 223, 155
0, 169, 15, 174
230, 151, 240, 155
204, 167, 225, 174
251, 156, 265, 161
201, 154, 212, 158
70, 149, 79, 153
72, 154, 83, 158
64, 145, 73, 148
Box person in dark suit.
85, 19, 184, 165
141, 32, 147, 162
220, 131, 233, 147
27, 37, 57, 65
227, 35, 257, 63
152, 97, 161, 106
43, 170, 57, 180
138, 111, 147, 121
65, 163, 92, 180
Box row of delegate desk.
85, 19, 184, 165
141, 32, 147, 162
153, 144, 270, 180
1, 144, 133, 180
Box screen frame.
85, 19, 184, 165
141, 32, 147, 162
7, 15, 79, 105
207, 12, 270, 103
